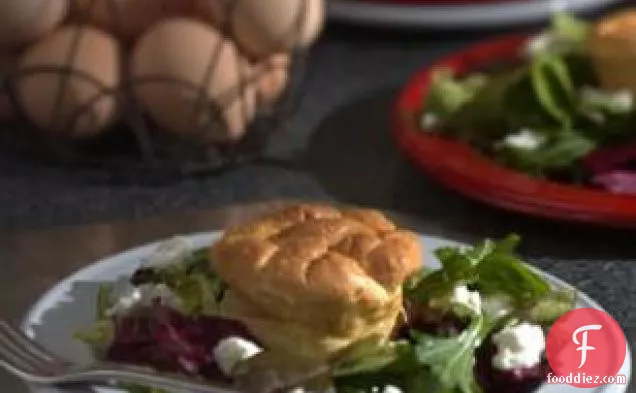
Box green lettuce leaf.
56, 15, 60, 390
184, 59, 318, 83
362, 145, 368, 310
410, 315, 493, 393
411, 234, 551, 306
426, 68, 489, 119
529, 55, 576, 128
73, 320, 114, 355
495, 130, 595, 175
520, 289, 578, 324
551, 13, 591, 51
332, 339, 415, 378
146, 248, 227, 316
442, 70, 522, 147
526, 13, 591, 58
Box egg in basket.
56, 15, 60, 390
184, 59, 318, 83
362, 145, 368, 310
0, 0, 324, 177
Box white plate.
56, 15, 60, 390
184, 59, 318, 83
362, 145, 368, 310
21, 231, 632, 393
327, 0, 624, 29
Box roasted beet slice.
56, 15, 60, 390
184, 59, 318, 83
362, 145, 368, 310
583, 142, 636, 174
475, 335, 551, 393
106, 305, 259, 380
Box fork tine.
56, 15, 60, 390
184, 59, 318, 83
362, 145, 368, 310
0, 356, 48, 382
0, 322, 64, 365
0, 323, 57, 374
0, 335, 46, 374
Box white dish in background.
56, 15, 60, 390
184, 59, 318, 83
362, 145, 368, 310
327, 0, 624, 29
20, 231, 632, 393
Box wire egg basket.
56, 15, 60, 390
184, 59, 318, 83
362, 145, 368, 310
0, 0, 317, 182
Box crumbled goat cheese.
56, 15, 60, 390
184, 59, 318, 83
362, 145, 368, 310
492, 322, 546, 370
502, 128, 544, 150
213, 337, 263, 376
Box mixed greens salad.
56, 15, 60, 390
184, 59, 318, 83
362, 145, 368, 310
420, 13, 636, 193
76, 235, 576, 393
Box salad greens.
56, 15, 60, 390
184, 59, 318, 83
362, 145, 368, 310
421, 13, 636, 185
144, 248, 226, 315
333, 235, 575, 393
74, 284, 115, 355
77, 235, 575, 393
75, 245, 226, 393
408, 234, 551, 305
426, 69, 489, 119
410, 316, 491, 393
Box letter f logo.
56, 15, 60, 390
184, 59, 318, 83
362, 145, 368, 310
572, 324, 603, 369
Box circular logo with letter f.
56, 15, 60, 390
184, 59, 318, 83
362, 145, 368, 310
546, 308, 626, 388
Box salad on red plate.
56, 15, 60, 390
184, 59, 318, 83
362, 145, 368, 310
419, 11, 636, 195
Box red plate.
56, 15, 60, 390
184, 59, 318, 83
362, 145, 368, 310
392, 34, 636, 228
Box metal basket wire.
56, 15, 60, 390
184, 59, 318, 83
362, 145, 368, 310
0, 0, 315, 182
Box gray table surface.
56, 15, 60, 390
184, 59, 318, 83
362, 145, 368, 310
0, 8, 635, 392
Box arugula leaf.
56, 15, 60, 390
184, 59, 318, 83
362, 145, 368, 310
530, 55, 576, 128
525, 14, 591, 58
520, 289, 577, 324
74, 320, 114, 355
333, 347, 441, 393
495, 130, 596, 176
409, 240, 501, 302
332, 340, 414, 378
185, 248, 210, 273
411, 315, 492, 393
411, 235, 551, 306
442, 71, 522, 147
503, 76, 558, 131
551, 13, 591, 49
148, 248, 227, 316
538, 132, 596, 168
403, 268, 434, 296
426, 68, 489, 118
503, 53, 593, 130
168, 272, 224, 315
476, 250, 551, 303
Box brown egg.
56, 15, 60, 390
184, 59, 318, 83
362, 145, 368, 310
131, 18, 256, 143
251, 53, 290, 107
194, 0, 325, 59
0, 0, 68, 48
72, 0, 192, 41
15, 26, 121, 137
588, 9, 636, 93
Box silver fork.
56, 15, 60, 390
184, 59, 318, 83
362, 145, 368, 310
0, 320, 257, 393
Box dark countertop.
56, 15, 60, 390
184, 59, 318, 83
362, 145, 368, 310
0, 11, 635, 331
